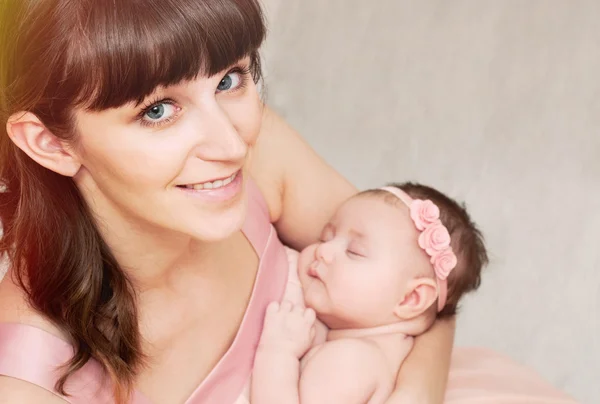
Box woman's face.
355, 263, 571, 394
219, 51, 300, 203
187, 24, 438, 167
72, 57, 262, 241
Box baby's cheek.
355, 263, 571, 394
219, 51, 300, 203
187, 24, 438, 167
297, 245, 317, 272
303, 284, 330, 317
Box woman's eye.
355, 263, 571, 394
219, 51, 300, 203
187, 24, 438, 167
217, 71, 243, 92
142, 102, 178, 125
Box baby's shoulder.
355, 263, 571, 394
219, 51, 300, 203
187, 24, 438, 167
300, 339, 391, 403
304, 338, 387, 374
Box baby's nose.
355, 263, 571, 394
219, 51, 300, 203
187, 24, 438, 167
316, 242, 334, 264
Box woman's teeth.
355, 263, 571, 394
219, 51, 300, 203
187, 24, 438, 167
182, 172, 237, 190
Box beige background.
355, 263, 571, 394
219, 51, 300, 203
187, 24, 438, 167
260, 1, 598, 403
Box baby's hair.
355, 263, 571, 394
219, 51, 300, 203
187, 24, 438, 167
361, 182, 488, 319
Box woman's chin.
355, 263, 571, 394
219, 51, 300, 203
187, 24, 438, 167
191, 218, 245, 242
175, 204, 247, 242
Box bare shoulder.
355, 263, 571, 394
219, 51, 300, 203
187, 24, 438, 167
0, 269, 62, 337
249, 105, 356, 249
308, 338, 387, 368
0, 278, 67, 404
300, 339, 388, 404
0, 377, 67, 404
247, 106, 289, 222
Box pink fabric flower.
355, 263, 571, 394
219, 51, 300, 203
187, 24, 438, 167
418, 221, 451, 255
431, 248, 458, 280
379, 186, 458, 312
410, 199, 440, 231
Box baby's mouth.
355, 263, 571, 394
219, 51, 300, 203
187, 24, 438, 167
307, 262, 321, 279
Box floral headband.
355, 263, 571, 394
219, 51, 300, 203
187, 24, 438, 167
380, 186, 457, 312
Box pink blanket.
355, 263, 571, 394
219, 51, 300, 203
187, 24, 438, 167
446, 347, 578, 403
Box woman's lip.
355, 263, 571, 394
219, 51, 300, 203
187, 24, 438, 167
177, 170, 240, 187
177, 170, 243, 202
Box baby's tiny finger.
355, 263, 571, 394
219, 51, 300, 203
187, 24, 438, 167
266, 302, 279, 313
304, 308, 316, 323
280, 300, 293, 312
292, 304, 305, 314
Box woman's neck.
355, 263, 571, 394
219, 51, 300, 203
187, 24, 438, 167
97, 212, 231, 292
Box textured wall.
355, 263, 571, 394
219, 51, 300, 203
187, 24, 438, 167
261, 1, 599, 403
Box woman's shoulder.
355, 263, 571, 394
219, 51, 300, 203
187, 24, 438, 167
0, 376, 67, 404
247, 108, 286, 224
0, 274, 71, 404
250, 105, 356, 250
0, 269, 65, 338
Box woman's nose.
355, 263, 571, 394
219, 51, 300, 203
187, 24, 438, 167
193, 104, 247, 163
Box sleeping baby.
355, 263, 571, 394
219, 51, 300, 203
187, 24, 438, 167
252, 182, 488, 404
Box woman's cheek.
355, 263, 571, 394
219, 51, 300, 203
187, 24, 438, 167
228, 90, 263, 147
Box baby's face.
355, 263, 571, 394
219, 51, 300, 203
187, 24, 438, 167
298, 194, 427, 329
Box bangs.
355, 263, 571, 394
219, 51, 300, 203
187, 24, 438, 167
64, 0, 265, 110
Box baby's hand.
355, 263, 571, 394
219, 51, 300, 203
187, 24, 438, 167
258, 301, 316, 359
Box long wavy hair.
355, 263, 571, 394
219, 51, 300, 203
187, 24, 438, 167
0, 0, 265, 401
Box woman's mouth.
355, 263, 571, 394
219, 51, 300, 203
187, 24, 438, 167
176, 170, 243, 202
177, 171, 239, 190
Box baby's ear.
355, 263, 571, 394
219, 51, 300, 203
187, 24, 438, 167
393, 278, 438, 320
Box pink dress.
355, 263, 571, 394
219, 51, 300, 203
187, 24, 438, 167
0, 181, 578, 404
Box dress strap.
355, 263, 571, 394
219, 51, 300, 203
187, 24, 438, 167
0, 323, 115, 403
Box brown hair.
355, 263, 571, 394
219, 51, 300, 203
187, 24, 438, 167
365, 182, 488, 319
0, 0, 265, 400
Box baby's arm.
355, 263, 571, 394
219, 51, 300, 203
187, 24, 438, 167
252, 349, 301, 404
299, 339, 391, 404
251, 302, 316, 404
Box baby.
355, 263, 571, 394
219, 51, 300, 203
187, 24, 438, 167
251, 182, 488, 404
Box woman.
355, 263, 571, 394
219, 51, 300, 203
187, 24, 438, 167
0, 0, 452, 403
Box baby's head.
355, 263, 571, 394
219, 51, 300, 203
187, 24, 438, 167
298, 182, 488, 332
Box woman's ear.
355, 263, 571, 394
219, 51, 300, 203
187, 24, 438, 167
6, 111, 81, 177
393, 277, 438, 320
